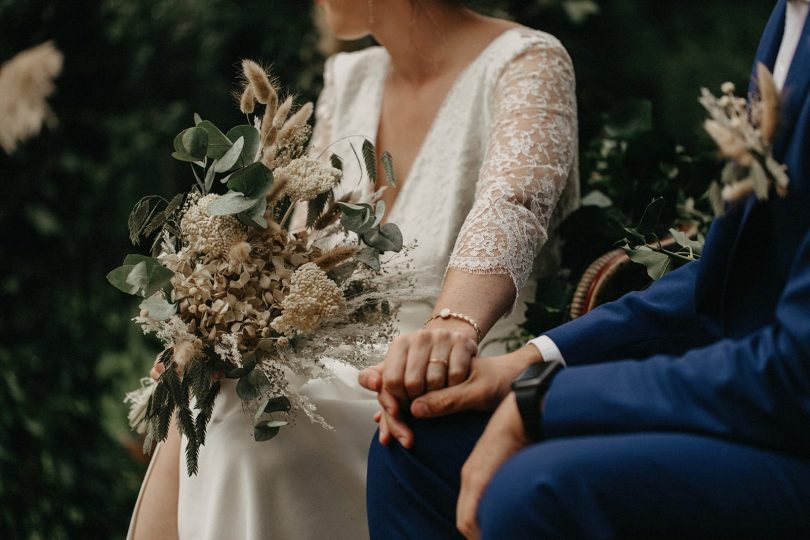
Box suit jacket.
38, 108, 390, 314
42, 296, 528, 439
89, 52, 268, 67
543, 0, 810, 456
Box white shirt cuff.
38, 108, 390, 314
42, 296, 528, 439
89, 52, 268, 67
527, 335, 566, 366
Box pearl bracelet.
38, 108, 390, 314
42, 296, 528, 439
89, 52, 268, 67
423, 308, 482, 343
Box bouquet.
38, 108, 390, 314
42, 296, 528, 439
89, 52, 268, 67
113, 60, 411, 474
700, 63, 789, 208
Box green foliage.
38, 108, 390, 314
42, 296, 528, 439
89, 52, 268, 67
525, 98, 719, 335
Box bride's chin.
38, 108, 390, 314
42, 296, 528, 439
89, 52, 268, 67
319, 0, 372, 41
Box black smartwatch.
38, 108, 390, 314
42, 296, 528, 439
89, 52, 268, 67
511, 360, 564, 441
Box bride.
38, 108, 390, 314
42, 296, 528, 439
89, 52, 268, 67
127, 0, 578, 538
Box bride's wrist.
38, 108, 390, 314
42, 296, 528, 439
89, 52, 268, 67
423, 316, 480, 343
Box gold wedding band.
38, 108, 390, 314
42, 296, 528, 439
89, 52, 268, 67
428, 358, 449, 366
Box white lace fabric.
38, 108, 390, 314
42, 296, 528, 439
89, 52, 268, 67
447, 42, 578, 294
310, 28, 579, 304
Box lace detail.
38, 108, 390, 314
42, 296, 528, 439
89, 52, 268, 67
447, 40, 578, 295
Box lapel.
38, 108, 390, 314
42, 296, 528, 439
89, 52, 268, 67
696, 1, 788, 320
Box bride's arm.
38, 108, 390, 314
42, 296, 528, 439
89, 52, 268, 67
361, 39, 578, 447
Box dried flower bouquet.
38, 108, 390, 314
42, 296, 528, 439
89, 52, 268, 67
113, 60, 410, 474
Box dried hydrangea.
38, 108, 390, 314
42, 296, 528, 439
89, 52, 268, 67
271, 262, 345, 335
180, 193, 247, 258
274, 157, 341, 202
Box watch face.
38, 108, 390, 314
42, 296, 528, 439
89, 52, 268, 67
513, 361, 561, 390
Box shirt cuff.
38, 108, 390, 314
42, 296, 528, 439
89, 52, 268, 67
527, 335, 566, 366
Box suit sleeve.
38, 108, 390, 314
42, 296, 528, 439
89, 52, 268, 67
544, 258, 717, 365
543, 227, 810, 454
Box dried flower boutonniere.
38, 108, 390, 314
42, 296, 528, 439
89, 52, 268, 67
700, 63, 789, 211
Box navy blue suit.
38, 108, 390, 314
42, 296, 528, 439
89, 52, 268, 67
367, 2, 810, 538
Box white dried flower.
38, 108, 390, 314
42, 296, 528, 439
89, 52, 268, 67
275, 157, 341, 202
271, 262, 345, 335
721, 82, 736, 95
180, 193, 247, 258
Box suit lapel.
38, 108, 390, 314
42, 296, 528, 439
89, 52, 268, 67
696, 1, 788, 320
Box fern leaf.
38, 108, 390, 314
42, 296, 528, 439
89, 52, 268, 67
362, 139, 377, 183
330, 153, 343, 171
381, 151, 396, 187
306, 190, 332, 228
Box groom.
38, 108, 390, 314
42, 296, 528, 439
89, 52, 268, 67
365, 1, 810, 538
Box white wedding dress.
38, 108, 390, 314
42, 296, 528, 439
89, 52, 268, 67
128, 26, 579, 540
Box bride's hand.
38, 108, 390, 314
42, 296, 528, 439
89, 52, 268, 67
359, 326, 478, 447
366, 327, 478, 401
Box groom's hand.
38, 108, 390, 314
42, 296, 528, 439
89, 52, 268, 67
408, 345, 542, 418
457, 393, 530, 540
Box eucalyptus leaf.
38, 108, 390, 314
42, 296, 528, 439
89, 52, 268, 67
172, 151, 203, 164
227, 162, 273, 198
371, 200, 385, 229
226, 358, 256, 379
260, 396, 291, 414
193, 113, 203, 126
338, 202, 375, 234
107, 255, 173, 298
139, 294, 177, 321
197, 120, 232, 159
207, 191, 258, 215
362, 222, 403, 253
238, 197, 268, 229
214, 136, 245, 173
226, 126, 261, 169
356, 247, 381, 272
236, 367, 269, 401
203, 162, 216, 193
254, 423, 282, 442
173, 127, 208, 160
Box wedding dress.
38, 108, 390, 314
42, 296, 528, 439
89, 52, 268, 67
127, 26, 579, 540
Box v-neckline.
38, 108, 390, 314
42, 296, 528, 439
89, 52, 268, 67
370, 27, 521, 222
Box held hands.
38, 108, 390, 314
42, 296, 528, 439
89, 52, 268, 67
358, 321, 479, 447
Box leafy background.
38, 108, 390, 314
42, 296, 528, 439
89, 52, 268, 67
0, 0, 774, 537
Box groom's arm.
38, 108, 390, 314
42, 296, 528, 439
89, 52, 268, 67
541, 258, 717, 366
542, 227, 810, 454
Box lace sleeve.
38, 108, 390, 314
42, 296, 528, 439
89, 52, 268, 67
447, 40, 577, 296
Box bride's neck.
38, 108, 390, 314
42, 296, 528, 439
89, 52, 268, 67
372, 4, 482, 84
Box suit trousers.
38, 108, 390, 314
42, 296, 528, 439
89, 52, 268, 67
367, 412, 810, 539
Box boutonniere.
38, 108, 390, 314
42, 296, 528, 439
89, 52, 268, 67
700, 63, 789, 211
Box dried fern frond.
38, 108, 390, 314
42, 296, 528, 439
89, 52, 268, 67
0, 41, 64, 154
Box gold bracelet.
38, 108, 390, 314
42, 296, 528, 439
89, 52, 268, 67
424, 308, 482, 343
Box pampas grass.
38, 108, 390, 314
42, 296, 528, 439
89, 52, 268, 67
0, 41, 63, 154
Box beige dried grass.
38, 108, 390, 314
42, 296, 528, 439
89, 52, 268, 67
0, 41, 63, 154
